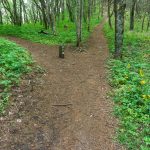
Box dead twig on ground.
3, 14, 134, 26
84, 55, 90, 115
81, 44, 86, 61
52, 104, 72, 107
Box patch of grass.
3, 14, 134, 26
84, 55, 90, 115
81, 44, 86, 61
104, 22, 150, 149
0, 16, 101, 45
0, 38, 33, 113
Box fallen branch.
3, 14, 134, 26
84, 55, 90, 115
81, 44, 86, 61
52, 103, 72, 107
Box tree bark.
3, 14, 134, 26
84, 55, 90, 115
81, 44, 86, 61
66, 0, 75, 22
0, 9, 3, 24
108, 0, 113, 29
147, 16, 150, 31
114, 0, 126, 59
130, 0, 136, 31
141, 13, 146, 31
61, 0, 65, 20
39, 0, 48, 29
101, 0, 104, 17
87, 0, 91, 31
51, 0, 56, 34
76, 0, 83, 47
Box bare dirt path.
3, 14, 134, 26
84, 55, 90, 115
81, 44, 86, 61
0, 23, 123, 150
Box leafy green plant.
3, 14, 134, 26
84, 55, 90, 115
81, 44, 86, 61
104, 21, 150, 149
0, 16, 101, 45
0, 38, 33, 113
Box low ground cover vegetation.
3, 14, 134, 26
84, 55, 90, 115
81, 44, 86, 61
0, 17, 101, 45
0, 38, 33, 113
104, 22, 150, 149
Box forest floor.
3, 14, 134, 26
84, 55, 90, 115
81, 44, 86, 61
0, 22, 124, 150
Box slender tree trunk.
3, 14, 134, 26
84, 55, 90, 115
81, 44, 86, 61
22, 0, 29, 23
147, 2, 150, 31
0, 1, 2, 24
13, 0, 17, 25
114, 0, 126, 59
51, 0, 56, 34
2, 0, 15, 24
147, 16, 150, 31
87, 0, 91, 31
19, 0, 22, 26
130, 0, 136, 31
141, 13, 146, 31
98, 0, 101, 19
39, 0, 48, 29
0, 9, 3, 24
61, 0, 65, 20
108, 0, 112, 29
101, 0, 104, 17
76, 0, 83, 47
66, 0, 75, 22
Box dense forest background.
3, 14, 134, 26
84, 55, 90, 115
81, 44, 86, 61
0, 0, 149, 52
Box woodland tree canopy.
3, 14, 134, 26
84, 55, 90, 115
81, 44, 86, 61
0, 0, 149, 57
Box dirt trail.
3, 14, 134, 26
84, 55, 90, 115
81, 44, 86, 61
0, 23, 123, 150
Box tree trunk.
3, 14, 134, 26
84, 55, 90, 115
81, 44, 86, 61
147, 16, 150, 31
51, 0, 56, 34
22, 0, 29, 23
101, 0, 104, 17
13, 0, 17, 25
66, 0, 75, 22
39, 0, 48, 29
108, 0, 113, 29
76, 0, 83, 47
61, 0, 65, 20
0, 9, 3, 24
87, 0, 91, 31
130, 0, 136, 31
114, 0, 126, 59
19, 0, 22, 26
141, 13, 146, 31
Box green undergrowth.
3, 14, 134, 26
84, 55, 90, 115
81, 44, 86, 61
0, 16, 101, 45
104, 23, 150, 149
0, 38, 33, 114
125, 13, 149, 32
